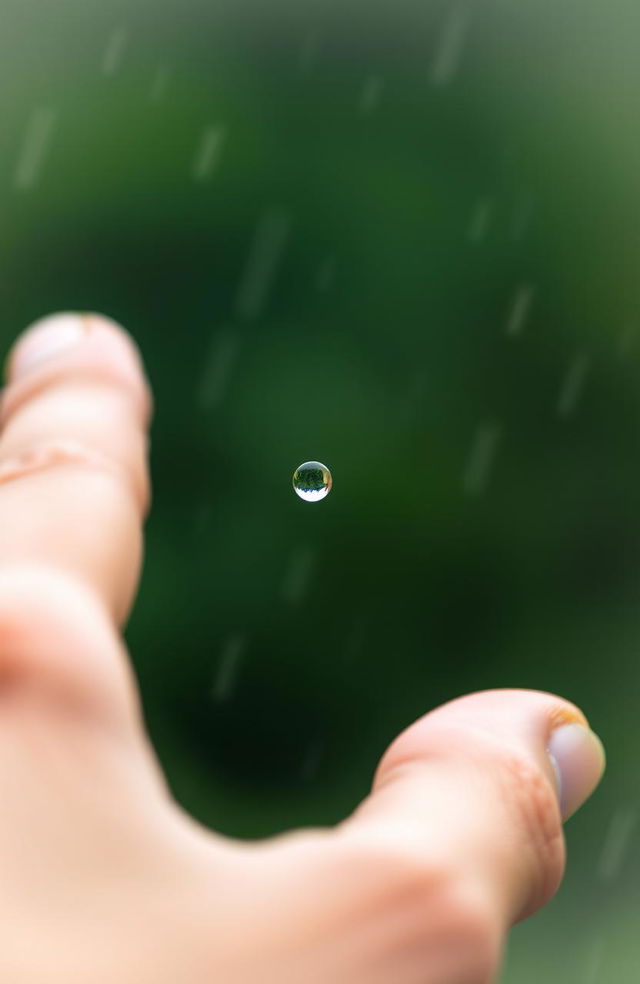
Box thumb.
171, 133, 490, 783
342, 689, 605, 929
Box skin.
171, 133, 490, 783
0, 313, 605, 984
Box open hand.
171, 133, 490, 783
0, 313, 605, 983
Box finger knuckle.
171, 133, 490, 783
434, 877, 502, 984
494, 746, 565, 914
336, 838, 501, 983
0, 439, 148, 516
0, 565, 131, 722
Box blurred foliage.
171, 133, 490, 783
1, 0, 640, 979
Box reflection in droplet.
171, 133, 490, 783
292, 461, 332, 502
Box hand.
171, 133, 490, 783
0, 312, 605, 984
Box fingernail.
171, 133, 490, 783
547, 723, 606, 821
7, 313, 90, 380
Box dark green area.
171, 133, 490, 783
1, 0, 639, 978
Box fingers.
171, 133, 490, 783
325, 689, 605, 982
0, 312, 152, 624
345, 689, 605, 925
0, 312, 154, 732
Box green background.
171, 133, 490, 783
1, 0, 639, 978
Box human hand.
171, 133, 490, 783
0, 312, 605, 983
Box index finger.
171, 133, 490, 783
1, 311, 152, 623
0, 312, 152, 724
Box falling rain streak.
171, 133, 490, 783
430, 4, 471, 86
102, 27, 129, 76
196, 328, 239, 410
298, 29, 322, 73
212, 633, 246, 702
193, 502, 213, 539
316, 255, 337, 292
557, 353, 590, 418
14, 108, 58, 192
505, 284, 535, 338
467, 197, 493, 244
617, 323, 635, 358
598, 806, 637, 881
358, 75, 384, 115
235, 207, 291, 322
192, 125, 226, 182
282, 546, 315, 605
404, 370, 427, 421
584, 937, 606, 984
150, 67, 170, 102
463, 422, 502, 496
510, 194, 534, 242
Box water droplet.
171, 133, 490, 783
292, 461, 332, 502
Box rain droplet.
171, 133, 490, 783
292, 461, 332, 502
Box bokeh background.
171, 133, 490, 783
1, 0, 640, 979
